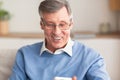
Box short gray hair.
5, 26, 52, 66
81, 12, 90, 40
38, 0, 72, 18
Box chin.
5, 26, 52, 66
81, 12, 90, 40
52, 43, 65, 48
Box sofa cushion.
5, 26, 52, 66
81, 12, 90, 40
0, 49, 17, 80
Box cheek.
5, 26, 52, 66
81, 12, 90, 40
63, 30, 71, 37
44, 30, 52, 37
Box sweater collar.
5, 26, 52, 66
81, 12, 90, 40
40, 38, 74, 56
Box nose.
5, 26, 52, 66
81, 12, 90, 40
53, 26, 61, 35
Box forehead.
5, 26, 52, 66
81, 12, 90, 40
41, 7, 70, 22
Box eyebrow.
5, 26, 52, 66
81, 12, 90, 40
41, 18, 70, 24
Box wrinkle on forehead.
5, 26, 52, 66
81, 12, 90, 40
41, 7, 70, 22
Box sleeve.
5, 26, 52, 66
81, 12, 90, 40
86, 55, 111, 80
8, 49, 27, 80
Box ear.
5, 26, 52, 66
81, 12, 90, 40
40, 21, 44, 30
69, 21, 73, 29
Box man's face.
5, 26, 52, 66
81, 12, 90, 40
40, 7, 73, 52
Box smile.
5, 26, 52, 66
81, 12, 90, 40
53, 36, 61, 40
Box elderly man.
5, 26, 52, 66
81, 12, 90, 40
9, 0, 110, 80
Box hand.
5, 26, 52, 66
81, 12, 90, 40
72, 76, 77, 80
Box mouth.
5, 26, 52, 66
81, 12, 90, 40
52, 36, 62, 42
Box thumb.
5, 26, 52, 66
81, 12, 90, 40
72, 76, 77, 80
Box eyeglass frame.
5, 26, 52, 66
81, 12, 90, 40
41, 18, 72, 30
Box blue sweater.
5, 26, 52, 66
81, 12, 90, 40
9, 41, 110, 80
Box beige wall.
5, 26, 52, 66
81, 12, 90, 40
1, 0, 118, 33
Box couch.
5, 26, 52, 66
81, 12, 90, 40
0, 49, 17, 80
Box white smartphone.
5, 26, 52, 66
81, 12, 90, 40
54, 77, 72, 80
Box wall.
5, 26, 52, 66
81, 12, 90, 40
1, 0, 117, 33
118, 13, 120, 31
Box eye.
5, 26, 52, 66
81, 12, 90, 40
59, 23, 66, 27
47, 23, 55, 27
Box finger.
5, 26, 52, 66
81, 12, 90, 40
72, 76, 77, 80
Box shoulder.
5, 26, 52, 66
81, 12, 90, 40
73, 40, 102, 61
72, 40, 104, 69
16, 42, 43, 56
20, 42, 43, 51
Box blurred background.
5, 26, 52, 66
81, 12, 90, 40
0, 0, 120, 80
0, 0, 119, 34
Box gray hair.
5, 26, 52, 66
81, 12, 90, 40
38, 0, 72, 18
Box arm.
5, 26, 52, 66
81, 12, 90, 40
86, 57, 110, 80
9, 49, 27, 80
72, 57, 110, 80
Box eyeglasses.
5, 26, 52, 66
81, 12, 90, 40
41, 19, 71, 30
